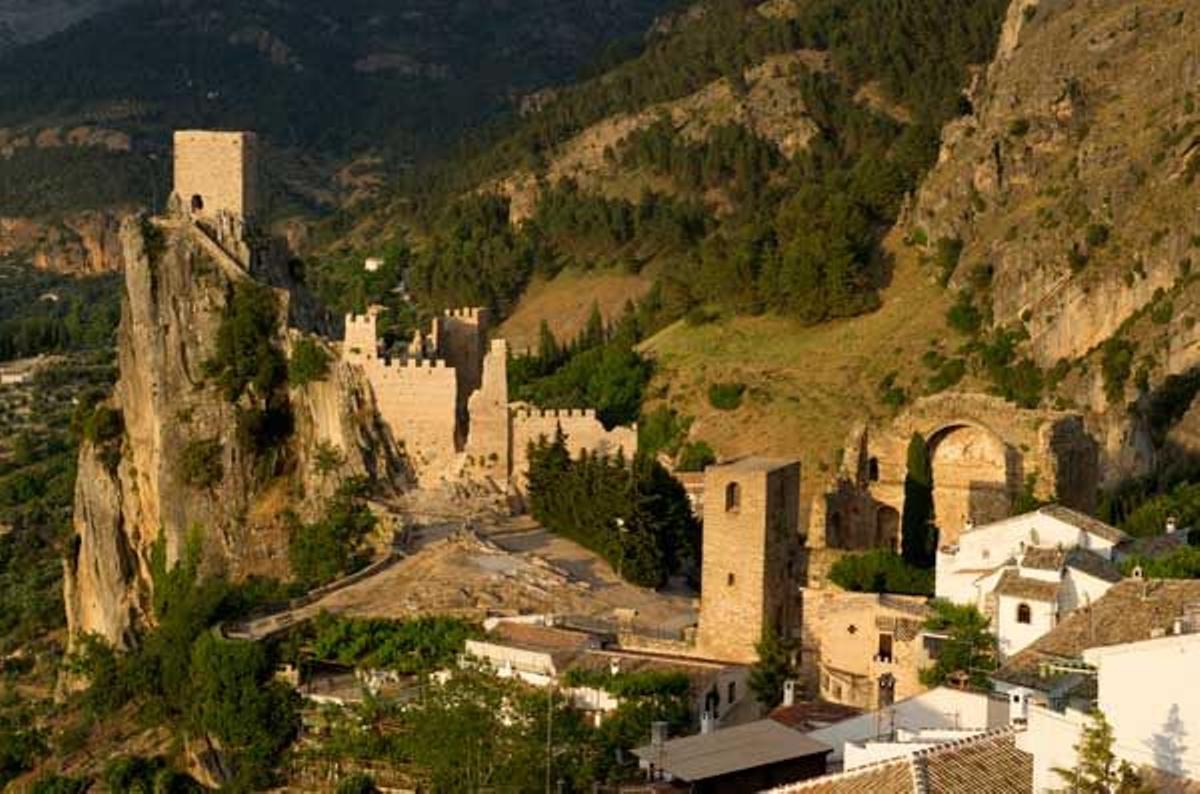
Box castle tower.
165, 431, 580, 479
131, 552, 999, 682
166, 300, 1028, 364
465, 339, 512, 482
172, 130, 259, 221
696, 458, 803, 664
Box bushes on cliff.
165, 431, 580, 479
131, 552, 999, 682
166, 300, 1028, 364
177, 438, 224, 488
526, 428, 699, 588
204, 282, 286, 403
308, 613, 480, 674
288, 337, 332, 387
288, 478, 377, 588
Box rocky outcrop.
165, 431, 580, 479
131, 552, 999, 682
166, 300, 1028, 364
64, 216, 403, 648
0, 211, 129, 274
913, 0, 1200, 365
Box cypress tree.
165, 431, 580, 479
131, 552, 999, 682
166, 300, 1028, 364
901, 432, 937, 568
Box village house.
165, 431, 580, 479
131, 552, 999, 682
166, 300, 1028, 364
997, 579, 1200, 791
463, 618, 753, 729
935, 505, 1129, 658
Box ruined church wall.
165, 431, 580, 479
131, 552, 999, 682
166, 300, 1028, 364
510, 409, 637, 490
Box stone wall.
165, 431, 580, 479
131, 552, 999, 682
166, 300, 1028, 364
800, 589, 932, 710
362, 357, 458, 480
465, 339, 511, 483
695, 459, 802, 664
510, 407, 637, 492
172, 130, 258, 220
435, 307, 490, 412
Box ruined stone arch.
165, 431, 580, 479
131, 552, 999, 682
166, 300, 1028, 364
923, 420, 1014, 547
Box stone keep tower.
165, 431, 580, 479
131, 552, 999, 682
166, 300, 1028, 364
173, 130, 259, 220
697, 458, 803, 664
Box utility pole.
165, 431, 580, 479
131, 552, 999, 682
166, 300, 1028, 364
546, 685, 553, 794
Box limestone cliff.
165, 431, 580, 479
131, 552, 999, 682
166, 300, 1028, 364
64, 216, 403, 647
910, 0, 1200, 480
0, 211, 129, 274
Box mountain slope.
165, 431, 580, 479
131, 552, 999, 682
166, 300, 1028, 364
0, 0, 129, 53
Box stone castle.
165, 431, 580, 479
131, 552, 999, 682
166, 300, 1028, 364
342, 307, 637, 490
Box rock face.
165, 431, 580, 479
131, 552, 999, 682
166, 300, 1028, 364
64, 216, 402, 647
0, 211, 129, 274
913, 0, 1200, 365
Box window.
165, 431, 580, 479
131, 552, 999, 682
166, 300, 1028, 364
1016, 603, 1032, 624
727, 682, 736, 704
190, 194, 204, 212
877, 633, 894, 663
726, 572, 736, 587
923, 635, 944, 660
868, 457, 880, 482
725, 482, 741, 512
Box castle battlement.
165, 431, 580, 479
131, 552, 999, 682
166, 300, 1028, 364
513, 407, 598, 421
371, 357, 453, 374
345, 313, 377, 328
443, 307, 486, 321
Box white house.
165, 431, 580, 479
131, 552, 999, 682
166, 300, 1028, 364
936, 505, 1126, 658
1018, 629, 1200, 791
804, 685, 1010, 768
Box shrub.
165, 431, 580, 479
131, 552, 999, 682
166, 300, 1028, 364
177, 438, 223, 488
676, 441, 716, 472
946, 292, 982, 335
1085, 223, 1111, 248
204, 283, 285, 402
828, 550, 934, 596
1101, 338, 1136, 405
288, 479, 377, 587
288, 337, 331, 386
1008, 118, 1030, 136
928, 358, 967, 393
337, 774, 379, 794
933, 237, 964, 285
310, 614, 479, 674
707, 382, 746, 411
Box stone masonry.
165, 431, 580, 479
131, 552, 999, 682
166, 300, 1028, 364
173, 130, 259, 220
342, 309, 636, 490
696, 458, 803, 664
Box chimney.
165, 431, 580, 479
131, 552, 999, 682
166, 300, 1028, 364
1167, 516, 1179, 535
609, 658, 621, 677
700, 711, 716, 735
651, 721, 669, 748
783, 679, 799, 707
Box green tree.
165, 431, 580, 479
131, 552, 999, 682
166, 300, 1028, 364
748, 631, 798, 709
1053, 709, 1151, 794
288, 337, 332, 386
919, 600, 998, 690
901, 433, 937, 568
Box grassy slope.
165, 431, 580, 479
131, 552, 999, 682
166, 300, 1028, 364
641, 231, 964, 478
497, 267, 653, 351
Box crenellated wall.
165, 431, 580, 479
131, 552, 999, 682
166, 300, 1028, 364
465, 339, 511, 483
360, 356, 459, 478
510, 407, 637, 492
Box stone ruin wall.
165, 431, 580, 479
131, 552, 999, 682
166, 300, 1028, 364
172, 130, 258, 220
810, 393, 1099, 560
435, 308, 490, 411
465, 339, 511, 484
360, 357, 459, 479
510, 407, 638, 493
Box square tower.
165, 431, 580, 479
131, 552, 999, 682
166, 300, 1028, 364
173, 130, 259, 220
696, 458, 803, 664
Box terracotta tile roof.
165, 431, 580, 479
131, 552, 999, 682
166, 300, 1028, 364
1038, 505, 1129, 544
1020, 546, 1067, 570
994, 570, 1061, 602
769, 701, 863, 732
1063, 548, 1122, 583
767, 729, 1030, 794
1121, 531, 1190, 559
994, 579, 1200, 691
489, 622, 597, 652
564, 651, 728, 693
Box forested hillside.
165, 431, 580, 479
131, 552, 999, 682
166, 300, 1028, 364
349, 0, 1010, 327
0, 0, 677, 218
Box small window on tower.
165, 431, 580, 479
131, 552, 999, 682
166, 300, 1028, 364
868, 457, 880, 482
725, 482, 741, 512
1017, 603, 1032, 624
726, 572, 736, 587
191, 194, 204, 212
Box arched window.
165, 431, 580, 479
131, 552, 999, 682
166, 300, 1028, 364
190, 194, 205, 212
1016, 603, 1032, 624
868, 457, 881, 482
725, 482, 741, 512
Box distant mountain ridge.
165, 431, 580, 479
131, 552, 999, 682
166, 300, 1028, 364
0, 0, 129, 53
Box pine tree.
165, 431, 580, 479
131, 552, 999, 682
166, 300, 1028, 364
901, 432, 937, 568
1053, 710, 1152, 794
748, 631, 798, 709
